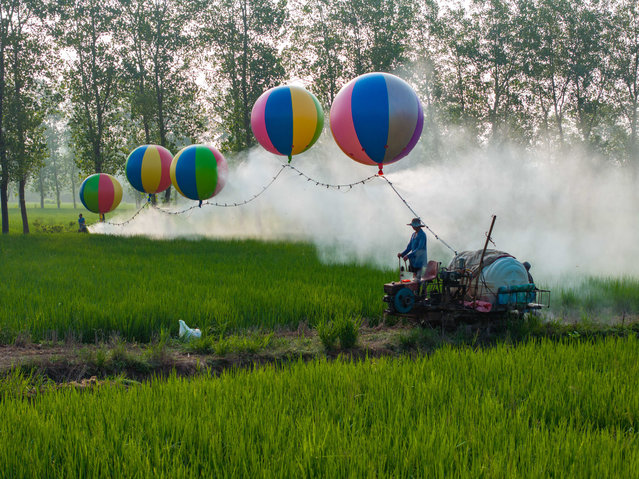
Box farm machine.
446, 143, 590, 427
383, 216, 550, 325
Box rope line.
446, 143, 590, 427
285, 164, 378, 189
104, 202, 150, 226
151, 164, 289, 215
100, 165, 457, 257
379, 175, 458, 256
148, 164, 375, 216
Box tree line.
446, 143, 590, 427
1, 0, 637, 233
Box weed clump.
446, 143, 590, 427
316, 316, 362, 351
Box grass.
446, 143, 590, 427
4, 202, 139, 233
551, 276, 639, 321
3, 204, 639, 341
1, 336, 638, 477
0, 234, 390, 343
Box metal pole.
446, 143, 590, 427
473, 215, 497, 301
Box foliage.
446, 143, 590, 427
55, 0, 127, 176
0, 233, 390, 343
202, 0, 287, 152
316, 315, 362, 350
1, 338, 639, 476
316, 317, 339, 350
116, 0, 205, 153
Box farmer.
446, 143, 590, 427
398, 218, 427, 278
78, 213, 88, 233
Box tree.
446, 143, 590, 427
35, 113, 73, 208
459, 0, 529, 144
286, 0, 348, 106
403, 0, 443, 160
3, 0, 49, 233
610, 0, 639, 162
0, 0, 14, 234
117, 0, 205, 202
335, 0, 416, 77
203, 0, 287, 152
438, 6, 485, 143
564, 1, 614, 146
56, 0, 126, 175
517, 0, 573, 148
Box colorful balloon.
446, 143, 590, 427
79, 173, 123, 214
170, 145, 228, 204
125, 144, 173, 194
251, 85, 324, 161
330, 72, 423, 174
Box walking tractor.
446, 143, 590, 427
383, 217, 550, 325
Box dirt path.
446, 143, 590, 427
0, 326, 413, 384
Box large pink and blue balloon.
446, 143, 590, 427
330, 72, 423, 174
125, 144, 173, 194
79, 173, 123, 214
251, 85, 324, 161
170, 145, 228, 205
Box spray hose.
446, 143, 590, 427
379, 175, 458, 256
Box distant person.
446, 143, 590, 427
523, 261, 534, 283
398, 218, 427, 278
78, 213, 87, 233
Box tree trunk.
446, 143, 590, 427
53, 156, 61, 208
71, 173, 77, 209
39, 171, 45, 208
0, 174, 8, 234
0, 33, 7, 234
19, 177, 29, 234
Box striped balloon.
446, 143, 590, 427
170, 145, 228, 202
251, 85, 324, 161
330, 72, 423, 174
125, 145, 173, 194
79, 173, 123, 214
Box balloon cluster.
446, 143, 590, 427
80, 72, 423, 217
80, 144, 228, 217
252, 72, 423, 174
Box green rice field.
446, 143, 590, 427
5, 203, 136, 233
3, 205, 639, 477
1, 205, 637, 345
2, 338, 638, 477
0, 233, 390, 343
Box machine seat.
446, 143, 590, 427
423, 260, 439, 281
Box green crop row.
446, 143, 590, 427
0, 234, 391, 343
1, 336, 638, 477
551, 276, 639, 320
4, 204, 136, 233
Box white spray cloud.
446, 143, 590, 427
92, 135, 639, 282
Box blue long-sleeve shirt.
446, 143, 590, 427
401, 229, 427, 269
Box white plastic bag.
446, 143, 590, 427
178, 320, 201, 340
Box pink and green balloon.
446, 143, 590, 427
79, 173, 123, 214
330, 72, 423, 174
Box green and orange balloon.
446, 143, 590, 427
170, 145, 228, 206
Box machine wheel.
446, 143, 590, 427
393, 288, 416, 314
